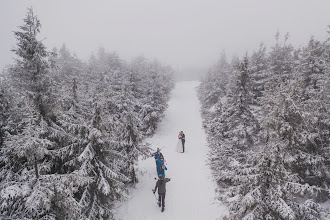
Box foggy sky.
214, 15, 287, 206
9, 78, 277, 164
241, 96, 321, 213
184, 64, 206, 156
1, 0, 330, 73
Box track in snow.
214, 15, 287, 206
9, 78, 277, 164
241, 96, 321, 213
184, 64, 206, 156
114, 81, 228, 220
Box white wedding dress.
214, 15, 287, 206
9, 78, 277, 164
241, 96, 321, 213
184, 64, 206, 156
176, 134, 183, 153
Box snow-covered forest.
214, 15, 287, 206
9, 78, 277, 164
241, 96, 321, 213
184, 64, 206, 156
0, 8, 174, 219
198, 33, 330, 219
1, 4, 330, 220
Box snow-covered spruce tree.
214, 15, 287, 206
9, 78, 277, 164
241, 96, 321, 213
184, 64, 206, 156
249, 43, 270, 104
228, 141, 321, 220
53, 44, 87, 114
53, 44, 85, 86
0, 78, 12, 193
106, 67, 145, 184
299, 37, 327, 96
198, 54, 232, 166
202, 55, 260, 188
216, 55, 259, 152
263, 33, 296, 109
199, 52, 230, 110
144, 60, 174, 134
0, 8, 86, 219
0, 79, 11, 148
10, 7, 57, 119
268, 32, 295, 86
73, 99, 130, 219
0, 7, 57, 217
288, 39, 329, 200
129, 56, 149, 101
133, 58, 174, 136
257, 82, 324, 219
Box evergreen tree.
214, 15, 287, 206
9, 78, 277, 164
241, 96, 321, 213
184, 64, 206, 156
250, 43, 269, 104
199, 52, 230, 109
0, 8, 86, 219
229, 143, 321, 220
299, 37, 327, 96
268, 32, 295, 83
0, 80, 10, 147
76, 100, 129, 219
137, 59, 174, 135
220, 55, 259, 153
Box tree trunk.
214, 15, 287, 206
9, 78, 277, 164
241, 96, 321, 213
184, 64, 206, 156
132, 166, 138, 183
34, 156, 39, 179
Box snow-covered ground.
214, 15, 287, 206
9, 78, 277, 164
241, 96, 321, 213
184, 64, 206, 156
114, 81, 228, 220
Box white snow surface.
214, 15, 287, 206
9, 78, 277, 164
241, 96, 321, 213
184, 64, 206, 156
114, 81, 228, 220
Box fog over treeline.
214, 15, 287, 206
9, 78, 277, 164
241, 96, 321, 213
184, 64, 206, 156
1, 0, 330, 79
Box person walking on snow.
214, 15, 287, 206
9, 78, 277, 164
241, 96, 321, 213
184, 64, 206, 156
156, 159, 167, 177
180, 131, 185, 153
152, 148, 164, 166
152, 176, 171, 212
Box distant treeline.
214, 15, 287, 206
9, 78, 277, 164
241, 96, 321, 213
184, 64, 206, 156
0, 8, 174, 219
199, 32, 329, 219
175, 66, 208, 81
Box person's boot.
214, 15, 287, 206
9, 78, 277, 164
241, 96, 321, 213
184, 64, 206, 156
161, 206, 165, 212
158, 201, 161, 207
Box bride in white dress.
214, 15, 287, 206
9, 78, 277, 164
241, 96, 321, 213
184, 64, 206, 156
176, 132, 183, 153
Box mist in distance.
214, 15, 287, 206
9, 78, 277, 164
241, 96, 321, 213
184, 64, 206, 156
1, 0, 330, 79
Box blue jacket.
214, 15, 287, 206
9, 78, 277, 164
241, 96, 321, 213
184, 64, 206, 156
154, 152, 164, 160
156, 159, 167, 176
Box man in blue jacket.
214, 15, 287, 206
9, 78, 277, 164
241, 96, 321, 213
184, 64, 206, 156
152, 148, 164, 165
152, 176, 171, 212
156, 159, 167, 177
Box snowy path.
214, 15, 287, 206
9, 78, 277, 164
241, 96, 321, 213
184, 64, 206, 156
114, 81, 227, 220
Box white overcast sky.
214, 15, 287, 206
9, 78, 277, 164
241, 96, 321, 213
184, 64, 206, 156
1, 0, 330, 72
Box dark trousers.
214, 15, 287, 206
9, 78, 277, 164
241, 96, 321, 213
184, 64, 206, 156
181, 139, 185, 152
158, 193, 166, 207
